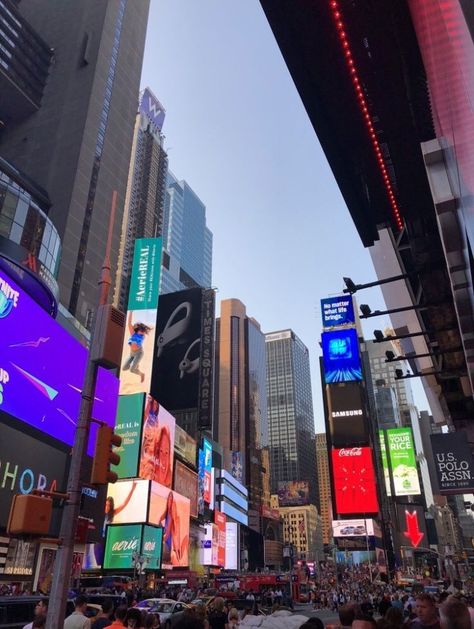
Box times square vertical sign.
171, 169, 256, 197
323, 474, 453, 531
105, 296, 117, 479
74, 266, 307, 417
198, 288, 215, 429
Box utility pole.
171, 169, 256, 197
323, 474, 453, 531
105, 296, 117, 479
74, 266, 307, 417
47, 192, 117, 627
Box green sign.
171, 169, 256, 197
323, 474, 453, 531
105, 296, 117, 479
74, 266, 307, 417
114, 393, 145, 478
127, 237, 162, 310
379, 431, 391, 496
386, 427, 421, 496
141, 525, 163, 569
103, 524, 142, 569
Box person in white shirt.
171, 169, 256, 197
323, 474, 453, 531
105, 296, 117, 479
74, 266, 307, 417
63, 595, 91, 629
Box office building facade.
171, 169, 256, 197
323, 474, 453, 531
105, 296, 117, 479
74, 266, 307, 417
214, 299, 268, 514
114, 88, 168, 310
160, 172, 213, 295
0, 0, 150, 327
265, 330, 317, 505
278, 503, 323, 563
315, 433, 332, 546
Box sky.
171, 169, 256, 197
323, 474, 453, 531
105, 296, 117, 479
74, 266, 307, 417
140, 0, 429, 432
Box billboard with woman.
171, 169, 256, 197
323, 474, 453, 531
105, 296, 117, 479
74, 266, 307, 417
149, 482, 190, 569
139, 397, 175, 487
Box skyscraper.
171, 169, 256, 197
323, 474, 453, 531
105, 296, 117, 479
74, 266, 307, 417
265, 329, 317, 506
0, 0, 150, 327
214, 299, 268, 514
160, 172, 213, 294
114, 88, 168, 311
315, 433, 332, 545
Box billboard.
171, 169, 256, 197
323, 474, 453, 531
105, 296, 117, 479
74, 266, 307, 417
174, 424, 197, 467
203, 438, 212, 503
119, 238, 162, 396
139, 398, 175, 487
332, 519, 375, 537
322, 328, 362, 383
277, 481, 310, 506
321, 295, 355, 328
326, 382, 369, 447
331, 447, 379, 515
201, 523, 219, 566
430, 432, 474, 494
386, 428, 421, 496
140, 87, 166, 131
215, 510, 226, 568
173, 461, 198, 518
225, 522, 238, 570
231, 451, 244, 483
104, 479, 150, 525
0, 267, 87, 448
197, 448, 205, 515
103, 524, 142, 570
149, 482, 190, 568
151, 288, 215, 428
396, 504, 427, 549
141, 524, 163, 570
114, 393, 145, 479
379, 431, 392, 496
0, 419, 69, 529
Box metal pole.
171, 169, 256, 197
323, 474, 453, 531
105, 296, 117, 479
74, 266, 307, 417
46, 192, 117, 628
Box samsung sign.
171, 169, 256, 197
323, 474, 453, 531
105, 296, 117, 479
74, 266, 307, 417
326, 382, 369, 447
431, 432, 474, 494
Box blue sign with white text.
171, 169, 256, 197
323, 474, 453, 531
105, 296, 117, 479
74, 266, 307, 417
322, 328, 362, 383
321, 295, 355, 328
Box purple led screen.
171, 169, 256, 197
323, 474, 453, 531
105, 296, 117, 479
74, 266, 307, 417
90, 367, 120, 454
0, 268, 118, 455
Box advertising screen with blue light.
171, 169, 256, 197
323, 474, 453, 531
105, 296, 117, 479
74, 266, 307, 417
322, 328, 362, 383
321, 295, 355, 328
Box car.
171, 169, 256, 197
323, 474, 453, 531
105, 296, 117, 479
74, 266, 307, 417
354, 526, 367, 535
340, 526, 355, 535
136, 599, 189, 627
191, 596, 215, 608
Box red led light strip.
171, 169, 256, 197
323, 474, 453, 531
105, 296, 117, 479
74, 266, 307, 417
329, 0, 404, 230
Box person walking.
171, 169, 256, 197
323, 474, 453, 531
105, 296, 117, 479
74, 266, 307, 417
92, 598, 114, 628
23, 598, 48, 629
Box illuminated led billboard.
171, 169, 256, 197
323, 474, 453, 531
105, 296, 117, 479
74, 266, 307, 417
386, 428, 421, 496
322, 328, 362, 383
321, 295, 355, 328
277, 481, 309, 506
103, 523, 163, 570
326, 382, 369, 446
139, 399, 175, 488
431, 432, 474, 495
331, 447, 379, 515
149, 481, 190, 569
174, 461, 198, 518
105, 479, 150, 524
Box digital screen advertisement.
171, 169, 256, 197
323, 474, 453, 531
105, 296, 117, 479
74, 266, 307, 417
151, 288, 214, 422
141, 524, 163, 570
326, 382, 369, 447
149, 481, 190, 568
201, 523, 219, 566
225, 522, 238, 570
331, 447, 379, 515
0, 419, 69, 530
386, 428, 421, 496
321, 295, 355, 328
396, 504, 427, 550
103, 524, 142, 570
379, 431, 392, 496
119, 238, 162, 396
174, 424, 197, 467
104, 479, 150, 525
139, 398, 176, 488
174, 461, 198, 518
277, 481, 310, 506
322, 328, 362, 383
140, 87, 166, 130
215, 510, 226, 568
0, 267, 87, 448
90, 367, 120, 454
203, 438, 212, 503
332, 519, 375, 538
114, 393, 145, 479
430, 432, 474, 494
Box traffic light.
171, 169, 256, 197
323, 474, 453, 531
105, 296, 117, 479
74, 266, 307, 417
91, 424, 122, 484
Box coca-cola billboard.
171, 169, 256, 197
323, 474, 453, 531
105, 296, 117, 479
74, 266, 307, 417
331, 447, 379, 515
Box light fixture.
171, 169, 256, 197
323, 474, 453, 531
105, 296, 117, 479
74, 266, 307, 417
329, 0, 403, 230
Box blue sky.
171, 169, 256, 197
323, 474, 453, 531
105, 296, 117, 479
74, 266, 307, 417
141, 1, 428, 431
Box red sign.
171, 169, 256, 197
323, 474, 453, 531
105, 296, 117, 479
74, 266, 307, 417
204, 471, 211, 503
215, 510, 226, 568
331, 447, 379, 515
403, 509, 424, 548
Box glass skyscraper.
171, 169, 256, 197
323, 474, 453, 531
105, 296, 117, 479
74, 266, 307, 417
160, 171, 212, 294
265, 329, 317, 505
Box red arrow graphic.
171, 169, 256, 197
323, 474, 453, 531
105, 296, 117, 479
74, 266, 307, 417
404, 510, 424, 548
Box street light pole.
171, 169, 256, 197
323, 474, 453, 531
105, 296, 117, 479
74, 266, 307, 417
46, 192, 117, 628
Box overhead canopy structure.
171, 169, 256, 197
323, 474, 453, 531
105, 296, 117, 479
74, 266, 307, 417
260, 0, 474, 428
